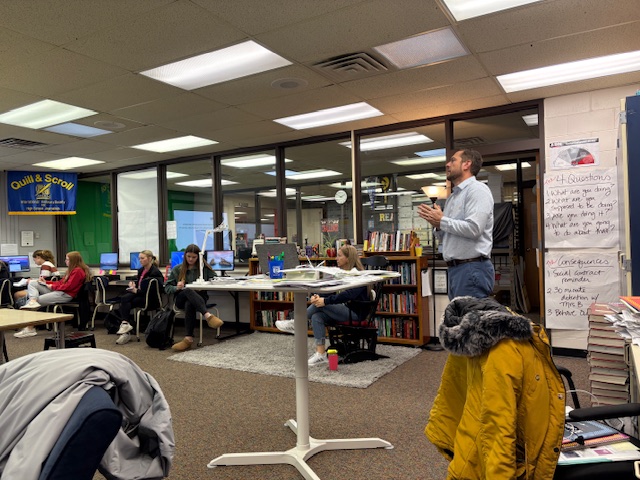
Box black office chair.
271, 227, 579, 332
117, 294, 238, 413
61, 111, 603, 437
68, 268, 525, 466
131, 278, 163, 342
554, 366, 640, 479
327, 255, 389, 364
38, 386, 122, 480
51, 281, 93, 330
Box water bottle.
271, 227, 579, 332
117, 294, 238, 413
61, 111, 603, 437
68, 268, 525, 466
327, 349, 338, 371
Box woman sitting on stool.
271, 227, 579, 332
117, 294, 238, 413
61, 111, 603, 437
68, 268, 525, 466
164, 244, 223, 351
115, 250, 165, 345
21, 251, 90, 311
275, 245, 368, 366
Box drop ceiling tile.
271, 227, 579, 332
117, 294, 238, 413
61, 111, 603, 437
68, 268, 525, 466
237, 85, 363, 120
480, 22, 640, 76
0, 27, 58, 68
255, 0, 449, 64
0, 48, 128, 98
0, 0, 174, 46
457, 0, 640, 53
339, 56, 487, 100
159, 107, 263, 137
90, 125, 186, 147
39, 138, 115, 157
65, 0, 247, 71
208, 120, 296, 144
196, 65, 332, 105
192, 0, 364, 35
112, 93, 226, 125
54, 74, 183, 113
370, 78, 505, 113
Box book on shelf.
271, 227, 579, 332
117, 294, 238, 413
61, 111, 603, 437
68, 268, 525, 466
590, 380, 630, 393
588, 373, 629, 386
588, 302, 619, 316
619, 296, 640, 313
587, 336, 627, 348
587, 343, 627, 355
588, 351, 629, 363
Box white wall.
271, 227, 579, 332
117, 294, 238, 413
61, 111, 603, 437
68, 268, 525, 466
544, 84, 640, 349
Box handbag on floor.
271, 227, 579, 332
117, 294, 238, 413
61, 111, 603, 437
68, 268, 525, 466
145, 309, 175, 350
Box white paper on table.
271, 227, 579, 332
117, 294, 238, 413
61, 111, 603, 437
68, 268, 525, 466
421, 269, 432, 297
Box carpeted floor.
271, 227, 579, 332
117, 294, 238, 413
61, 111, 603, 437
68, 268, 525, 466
3, 319, 590, 480
169, 331, 421, 388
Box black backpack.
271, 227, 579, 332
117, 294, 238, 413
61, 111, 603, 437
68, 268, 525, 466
103, 311, 123, 334
145, 309, 175, 350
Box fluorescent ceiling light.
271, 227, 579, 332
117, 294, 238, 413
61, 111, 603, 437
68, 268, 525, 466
442, 0, 542, 21
0, 100, 96, 129
234, 211, 247, 215
140, 40, 291, 90
373, 28, 467, 69
341, 132, 433, 151
390, 156, 446, 166
132, 135, 217, 153
265, 169, 341, 180
329, 180, 381, 189
406, 172, 447, 180
222, 154, 292, 168
264, 213, 275, 217
498, 50, 640, 93
301, 195, 335, 201
258, 188, 297, 197
175, 178, 238, 187
522, 114, 539, 126
44, 122, 112, 137
275, 102, 382, 130
32, 157, 104, 170
119, 170, 187, 180
495, 162, 531, 171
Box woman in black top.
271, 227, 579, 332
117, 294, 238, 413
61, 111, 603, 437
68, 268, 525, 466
115, 250, 164, 344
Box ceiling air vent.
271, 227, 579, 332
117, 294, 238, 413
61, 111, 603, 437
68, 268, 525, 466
0, 137, 48, 149
314, 52, 388, 82
454, 136, 485, 148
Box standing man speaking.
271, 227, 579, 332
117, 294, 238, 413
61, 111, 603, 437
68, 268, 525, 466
418, 149, 495, 299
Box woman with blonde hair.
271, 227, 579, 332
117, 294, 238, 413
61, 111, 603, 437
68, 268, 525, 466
164, 244, 223, 351
115, 250, 164, 345
21, 251, 90, 311
276, 244, 368, 366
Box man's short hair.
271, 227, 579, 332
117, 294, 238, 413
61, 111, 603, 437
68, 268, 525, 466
460, 149, 483, 176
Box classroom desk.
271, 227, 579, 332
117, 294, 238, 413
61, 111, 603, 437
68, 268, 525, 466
0, 309, 74, 363
189, 272, 398, 480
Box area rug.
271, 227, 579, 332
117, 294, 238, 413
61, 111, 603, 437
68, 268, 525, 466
169, 331, 422, 388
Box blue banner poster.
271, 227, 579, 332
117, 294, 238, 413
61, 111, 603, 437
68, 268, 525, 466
7, 171, 78, 215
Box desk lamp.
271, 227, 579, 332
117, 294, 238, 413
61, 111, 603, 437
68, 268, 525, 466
422, 185, 447, 351
193, 221, 228, 285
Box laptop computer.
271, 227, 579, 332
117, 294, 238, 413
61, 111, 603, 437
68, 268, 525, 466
255, 243, 300, 274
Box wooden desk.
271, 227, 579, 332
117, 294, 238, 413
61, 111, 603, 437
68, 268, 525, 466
189, 272, 398, 480
0, 309, 74, 363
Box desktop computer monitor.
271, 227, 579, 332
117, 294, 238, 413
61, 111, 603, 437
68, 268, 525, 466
0, 255, 31, 273
130, 252, 141, 270
205, 250, 235, 272
99, 252, 118, 272
170, 251, 185, 269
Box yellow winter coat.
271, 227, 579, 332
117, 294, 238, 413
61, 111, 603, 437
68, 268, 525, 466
425, 297, 565, 480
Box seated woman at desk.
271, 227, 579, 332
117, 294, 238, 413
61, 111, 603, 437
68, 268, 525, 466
115, 250, 165, 345
20, 251, 91, 311
13, 250, 59, 337
164, 244, 223, 352
276, 244, 368, 366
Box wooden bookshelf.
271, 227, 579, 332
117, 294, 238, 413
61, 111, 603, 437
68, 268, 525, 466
248, 254, 430, 346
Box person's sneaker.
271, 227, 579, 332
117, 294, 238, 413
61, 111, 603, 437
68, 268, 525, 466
275, 319, 295, 334
116, 321, 133, 335
13, 278, 28, 288
115, 333, 131, 345
171, 338, 193, 352
14, 327, 37, 338
205, 313, 224, 329
308, 352, 328, 366
20, 300, 41, 310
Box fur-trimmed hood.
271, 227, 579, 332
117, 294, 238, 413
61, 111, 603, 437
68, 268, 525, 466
439, 296, 533, 357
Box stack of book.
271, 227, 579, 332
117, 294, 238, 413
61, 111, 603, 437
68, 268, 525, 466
587, 303, 630, 406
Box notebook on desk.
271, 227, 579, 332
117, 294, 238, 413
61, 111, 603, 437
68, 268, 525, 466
255, 243, 300, 274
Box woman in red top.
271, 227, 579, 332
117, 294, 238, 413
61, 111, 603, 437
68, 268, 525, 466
21, 251, 90, 310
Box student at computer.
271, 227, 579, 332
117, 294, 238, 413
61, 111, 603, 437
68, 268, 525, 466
20, 251, 91, 311
13, 250, 59, 338
114, 250, 165, 345
164, 244, 223, 351
276, 245, 368, 366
